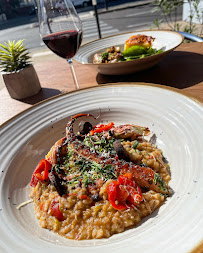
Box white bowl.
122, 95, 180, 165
74, 30, 184, 75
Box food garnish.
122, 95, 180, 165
29, 113, 171, 240
93, 34, 163, 64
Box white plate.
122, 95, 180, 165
0, 83, 203, 253
74, 30, 184, 75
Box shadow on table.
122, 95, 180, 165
21, 88, 62, 105
96, 51, 203, 89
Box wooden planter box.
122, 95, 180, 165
2, 65, 41, 100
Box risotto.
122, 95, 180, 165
30, 113, 171, 240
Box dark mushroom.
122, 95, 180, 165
90, 193, 102, 202
79, 121, 92, 135
48, 171, 66, 196
113, 140, 130, 161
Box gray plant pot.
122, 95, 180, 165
2, 65, 41, 99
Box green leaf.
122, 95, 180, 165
0, 40, 31, 72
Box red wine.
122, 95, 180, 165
43, 30, 83, 59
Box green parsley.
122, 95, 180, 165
82, 172, 94, 187
153, 173, 167, 192
101, 52, 108, 60
72, 158, 117, 187
133, 141, 139, 149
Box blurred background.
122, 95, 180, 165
0, 0, 202, 52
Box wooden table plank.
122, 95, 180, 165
0, 42, 202, 125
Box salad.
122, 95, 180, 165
93, 34, 163, 64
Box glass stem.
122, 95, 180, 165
67, 58, 79, 90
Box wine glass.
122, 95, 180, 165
37, 0, 83, 89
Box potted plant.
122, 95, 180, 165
0, 40, 41, 99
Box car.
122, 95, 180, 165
71, 0, 92, 7
28, 6, 37, 15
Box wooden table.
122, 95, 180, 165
0, 42, 202, 125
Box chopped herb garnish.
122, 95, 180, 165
67, 175, 80, 187
70, 158, 117, 187
82, 172, 94, 187
133, 141, 139, 149
83, 135, 116, 155
153, 173, 167, 192
67, 150, 73, 159
102, 164, 117, 180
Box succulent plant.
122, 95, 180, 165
0, 40, 31, 73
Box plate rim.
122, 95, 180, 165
74, 30, 184, 65
1, 82, 202, 128
0, 82, 203, 252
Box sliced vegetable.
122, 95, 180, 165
118, 174, 135, 187
90, 122, 114, 136
123, 172, 133, 180
107, 181, 127, 210
116, 184, 129, 203
40, 202, 44, 211
122, 45, 146, 57
50, 199, 65, 221
78, 194, 90, 200
146, 47, 156, 54
30, 159, 52, 187
107, 174, 143, 210
123, 47, 163, 61
126, 185, 143, 206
